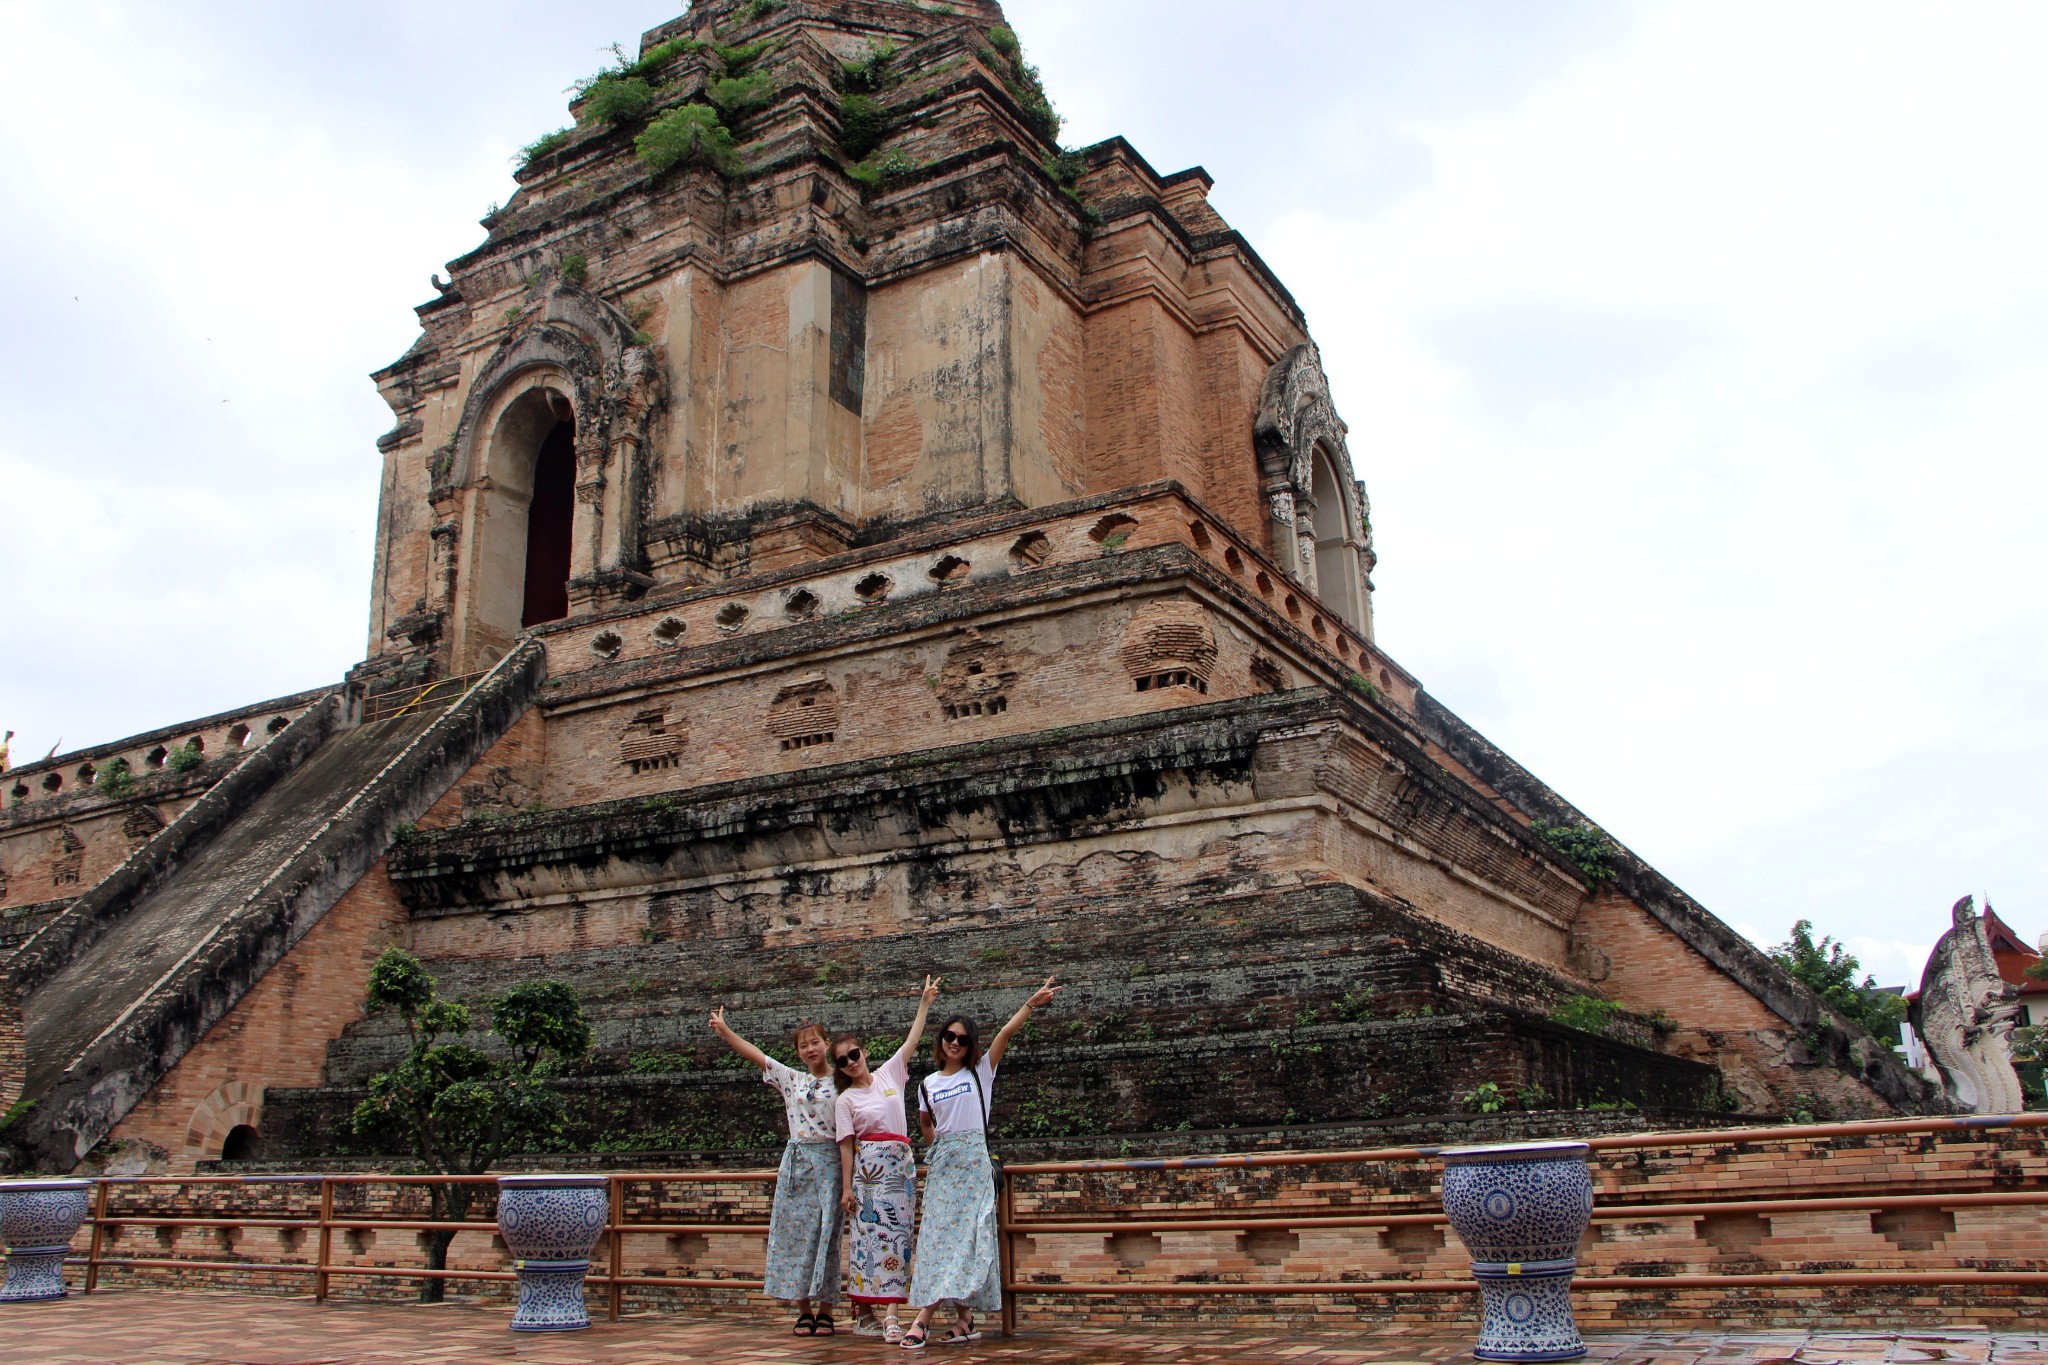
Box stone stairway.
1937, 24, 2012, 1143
0, 641, 546, 1171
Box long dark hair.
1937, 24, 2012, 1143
930, 1014, 982, 1070
830, 1031, 865, 1092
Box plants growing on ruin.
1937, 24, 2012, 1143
350, 948, 590, 1302
847, 148, 919, 189
96, 757, 136, 800
558, 253, 588, 285
624, 35, 709, 80
518, 127, 574, 169
980, 23, 1060, 143
745, 0, 786, 20
838, 93, 889, 161
1768, 919, 1907, 1045
709, 72, 773, 118
1529, 817, 1617, 884
1343, 672, 1383, 703
167, 741, 204, 773
581, 74, 656, 126
841, 42, 900, 94
1549, 994, 1622, 1036
636, 105, 740, 176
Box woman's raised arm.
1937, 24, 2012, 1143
709, 1006, 774, 1071
988, 976, 1062, 1068
894, 975, 942, 1066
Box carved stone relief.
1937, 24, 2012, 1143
1910, 895, 2024, 1114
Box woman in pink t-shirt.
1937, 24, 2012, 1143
832, 975, 940, 1339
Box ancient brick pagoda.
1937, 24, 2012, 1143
0, 0, 1934, 1174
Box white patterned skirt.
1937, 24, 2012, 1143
908, 1130, 1001, 1312
764, 1139, 843, 1304
847, 1137, 917, 1305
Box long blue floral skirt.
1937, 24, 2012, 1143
764, 1140, 843, 1303
848, 1138, 916, 1305
908, 1130, 1001, 1312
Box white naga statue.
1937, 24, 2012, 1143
1910, 895, 2026, 1114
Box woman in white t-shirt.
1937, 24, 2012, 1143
709, 1008, 844, 1336
898, 975, 1062, 1351
832, 975, 940, 1340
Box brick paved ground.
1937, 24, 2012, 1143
4, 1293, 2048, 1365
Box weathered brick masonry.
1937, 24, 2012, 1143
1, 0, 1938, 1180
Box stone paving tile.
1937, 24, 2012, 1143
2, 1293, 2045, 1365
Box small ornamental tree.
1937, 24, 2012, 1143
1769, 920, 1907, 1045
350, 948, 590, 1302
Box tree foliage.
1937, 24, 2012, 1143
1769, 920, 1907, 1045
350, 948, 589, 1301
636, 105, 739, 176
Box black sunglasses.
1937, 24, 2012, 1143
940, 1030, 969, 1046
833, 1047, 864, 1067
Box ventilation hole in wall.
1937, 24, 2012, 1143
1254, 571, 1272, 597
77, 763, 96, 786
227, 723, 251, 748
1284, 594, 1301, 620
1875, 1211, 1949, 1252
943, 697, 1008, 720
1250, 657, 1287, 694
929, 554, 971, 584
667, 1232, 710, 1265
9, 783, 27, 801
1379, 669, 1392, 691
1134, 670, 1208, 695
1189, 521, 1213, 549
1088, 513, 1139, 545
1237, 1229, 1299, 1266
716, 603, 750, 631
1225, 547, 1244, 574
652, 617, 687, 647
854, 572, 894, 603
185, 735, 205, 754
1009, 531, 1051, 570
278, 1227, 305, 1255
267, 715, 292, 735
1695, 1213, 1771, 1256
1311, 618, 1327, 639
590, 630, 624, 659
1378, 1225, 1445, 1262
780, 733, 835, 751
784, 588, 821, 620
1107, 1231, 1161, 1268
42, 772, 63, 792
1872, 1209, 1954, 1252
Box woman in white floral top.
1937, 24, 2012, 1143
710, 1007, 844, 1336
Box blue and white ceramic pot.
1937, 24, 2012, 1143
496, 1175, 609, 1332
0, 1179, 94, 1303
1440, 1141, 1594, 1362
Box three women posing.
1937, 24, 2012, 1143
709, 973, 1059, 1347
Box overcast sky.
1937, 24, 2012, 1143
3, 1, 2042, 984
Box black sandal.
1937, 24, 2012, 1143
814, 1312, 837, 1336
794, 1311, 818, 1336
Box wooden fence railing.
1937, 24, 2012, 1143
55, 1113, 2048, 1334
